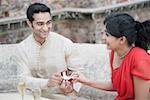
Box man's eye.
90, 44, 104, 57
37, 23, 43, 26
47, 21, 52, 25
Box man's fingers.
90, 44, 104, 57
54, 73, 62, 77
59, 80, 73, 93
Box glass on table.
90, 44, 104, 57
32, 88, 41, 100
17, 81, 26, 100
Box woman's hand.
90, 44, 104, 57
71, 72, 88, 84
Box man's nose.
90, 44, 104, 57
42, 24, 49, 31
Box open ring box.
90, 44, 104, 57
61, 71, 81, 92
61, 71, 73, 81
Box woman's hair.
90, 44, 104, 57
104, 13, 150, 51
26, 3, 51, 22
135, 20, 150, 50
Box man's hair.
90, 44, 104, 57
26, 3, 51, 22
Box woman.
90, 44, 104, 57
73, 13, 150, 100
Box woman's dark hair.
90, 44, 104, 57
135, 20, 150, 50
104, 13, 150, 51
26, 3, 51, 22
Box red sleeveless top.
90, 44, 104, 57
110, 47, 150, 100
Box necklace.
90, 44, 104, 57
118, 47, 133, 59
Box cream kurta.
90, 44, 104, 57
16, 32, 83, 98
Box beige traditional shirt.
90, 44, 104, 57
16, 32, 83, 91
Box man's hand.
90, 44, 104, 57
59, 80, 74, 94
47, 72, 63, 87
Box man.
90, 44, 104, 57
16, 3, 83, 99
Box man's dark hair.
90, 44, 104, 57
26, 3, 51, 22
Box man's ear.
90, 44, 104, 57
26, 20, 32, 28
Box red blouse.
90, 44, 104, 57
110, 47, 150, 100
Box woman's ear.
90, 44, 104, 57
26, 20, 32, 28
119, 36, 127, 44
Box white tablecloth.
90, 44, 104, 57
0, 93, 50, 100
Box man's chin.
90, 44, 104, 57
42, 34, 49, 38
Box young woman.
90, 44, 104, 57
73, 13, 150, 100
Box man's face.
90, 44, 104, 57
29, 12, 52, 42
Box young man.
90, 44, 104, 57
16, 3, 83, 99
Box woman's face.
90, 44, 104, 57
101, 25, 107, 44
103, 30, 120, 50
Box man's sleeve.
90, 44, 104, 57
63, 39, 84, 73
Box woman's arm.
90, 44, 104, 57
83, 79, 115, 91
73, 73, 115, 91
133, 76, 150, 100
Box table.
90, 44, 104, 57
0, 92, 50, 100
